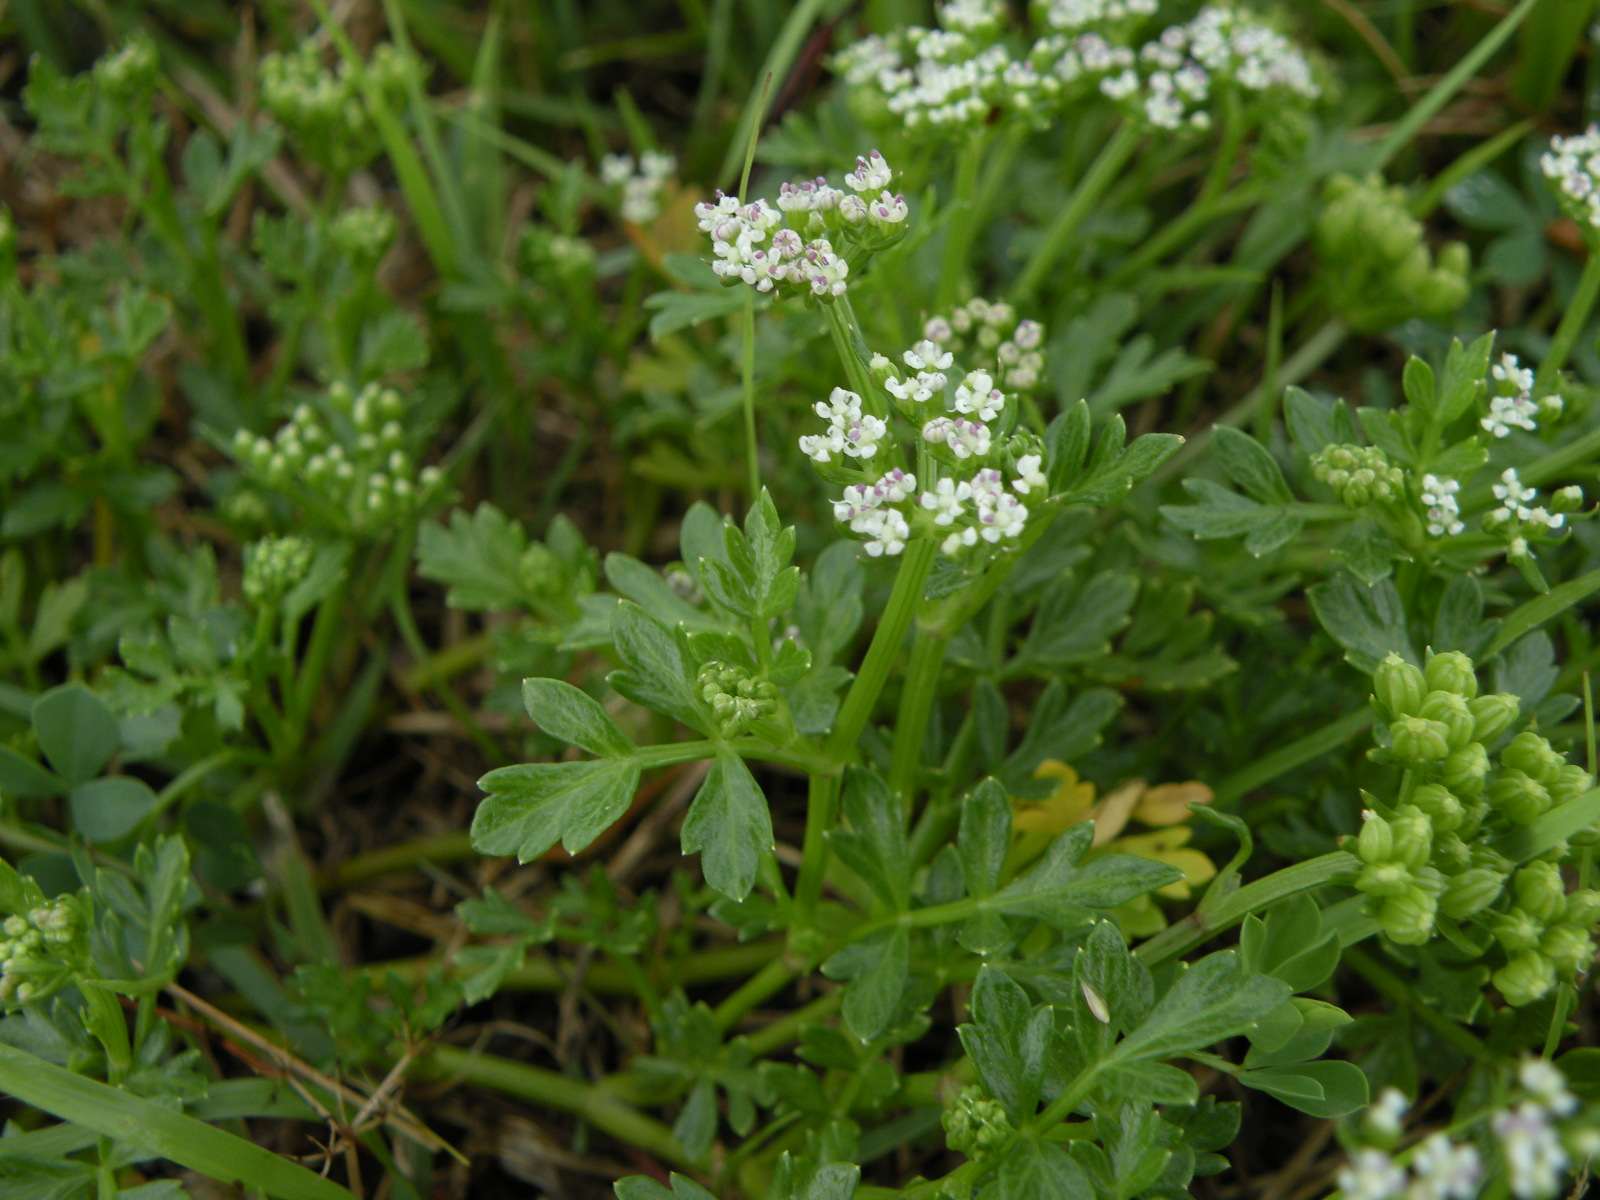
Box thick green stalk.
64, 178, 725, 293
1013, 121, 1141, 301
418, 1045, 692, 1168
888, 631, 949, 807
741, 296, 760, 500
1536, 248, 1600, 392
1212, 710, 1375, 806
936, 131, 988, 311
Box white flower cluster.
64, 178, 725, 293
695, 151, 907, 299
1482, 352, 1561, 438
231, 383, 445, 535
835, 3, 1318, 137
1420, 474, 1464, 538
1540, 126, 1600, 235
1489, 468, 1567, 533
1338, 1061, 1593, 1200
922, 297, 1047, 392
1116, 6, 1319, 131
600, 151, 676, 224
806, 325, 1048, 558
1040, 0, 1159, 34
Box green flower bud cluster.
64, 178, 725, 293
229, 383, 445, 537
260, 42, 422, 175
1362, 650, 1598, 1004
942, 1086, 1014, 1158
1316, 174, 1470, 332
696, 661, 780, 738
1311, 444, 1406, 507
0, 898, 87, 1007
329, 206, 397, 263
519, 226, 598, 281
243, 535, 314, 605
93, 37, 159, 101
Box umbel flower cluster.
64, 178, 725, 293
802, 302, 1048, 559
694, 150, 908, 300
834, 0, 1320, 137
600, 151, 677, 224
243, 535, 314, 606
229, 383, 445, 536
1339, 1061, 1597, 1200
1355, 650, 1596, 1006
0, 895, 85, 1006
259, 41, 422, 175
1315, 174, 1470, 330
1541, 124, 1600, 240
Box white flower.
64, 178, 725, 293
904, 340, 954, 371
639, 150, 675, 180
941, 526, 979, 555
1520, 1059, 1579, 1116
1510, 535, 1530, 558
801, 388, 886, 462
1483, 392, 1540, 437
858, 508, 910, 557
1408, 1134, 1481, 1200
923, 417, 992, 459
1541, 126, 1600, 233
1493, 469, 1539, 520
868, 191, 910, 225
1421, 474, 1465, 538
1494, 1102, 1569, 1198
886, 372, 947, 404
953, 370, 1004, 421
1336, 1149, 1406, 1200
920, 477, 972, 525
844, 149, 893, 192
1367, 1088, 1410, 1140
1012, 454, 1047, 494
599, 153, 634, 186
1493, 352, 1535, 394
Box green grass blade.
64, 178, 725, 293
1485, 568, 1600, 658
0, 1042, 354, 1200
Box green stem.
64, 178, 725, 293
936, 131, 987, 311
888, 631, 949, 808
1013, 121, 1141, 302
741, 296, 760, 501
418, 1045, 692, 1168
1212, 710, 1375, 806
712, 954, 799, 1032
1537, 248, 1600, 391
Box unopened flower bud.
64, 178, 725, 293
1391, 805, 1433, 871
1514, 861, 1567, 923
1432, 831, 1472, 873
1468, 693, 1520, 744
1441, 743, 1490, 798
1358, 811, 1394, 864
1550, 763, 1595, 805
1564, 889, 1600, 926
1502, 732, 1564, 785
1419, 692, 1475, 751
1425, 650, 1478, 699
1357, 861, 1413, 898
1374, 652, 1426, 718
1493, 908, 1546, 954
1490, 769, 1552, 825
1440, 868, 1504, 919
1552, 485, 1584, 514
1409, 784, 1463, 833
1380, 888, 1437, 946
1494, 951, 1556, 1007
1542, 924, 1596, 974
1390, 716, 1451, 764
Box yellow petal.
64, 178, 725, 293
1133, 781, 1214, 827
1021, 759, 1097, 829
1092, 780, 1145, 846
